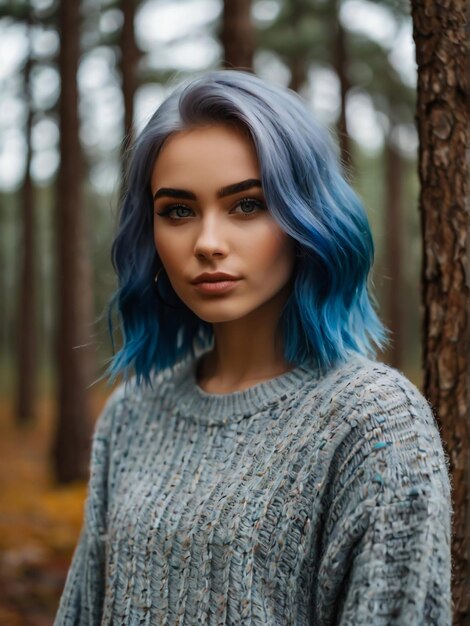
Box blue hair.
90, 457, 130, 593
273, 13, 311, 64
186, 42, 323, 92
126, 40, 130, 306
103, 69, 390, 389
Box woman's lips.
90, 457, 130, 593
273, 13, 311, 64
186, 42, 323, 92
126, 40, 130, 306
193, 279, 241, 294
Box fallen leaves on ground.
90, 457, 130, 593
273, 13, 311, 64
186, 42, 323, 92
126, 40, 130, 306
0, 389, 110, 626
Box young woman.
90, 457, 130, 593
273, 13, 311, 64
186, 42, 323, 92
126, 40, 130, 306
54, 70, 452, 626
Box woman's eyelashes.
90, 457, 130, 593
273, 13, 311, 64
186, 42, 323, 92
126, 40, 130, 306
155, 197, 267, 220
156, 204, 193, 219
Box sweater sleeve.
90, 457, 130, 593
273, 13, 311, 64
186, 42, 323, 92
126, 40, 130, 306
53, 384, 126, 626
314, 376, 453, 626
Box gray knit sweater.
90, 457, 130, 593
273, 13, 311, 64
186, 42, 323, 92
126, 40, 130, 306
54, 350, 452, 626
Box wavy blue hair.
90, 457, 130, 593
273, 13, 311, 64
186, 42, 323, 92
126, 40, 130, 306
103, 69, 390, 389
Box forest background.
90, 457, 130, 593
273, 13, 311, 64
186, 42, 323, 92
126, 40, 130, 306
0, 0, 468, 625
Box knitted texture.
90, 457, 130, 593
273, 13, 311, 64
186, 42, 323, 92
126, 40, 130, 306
54, 350, 452, 626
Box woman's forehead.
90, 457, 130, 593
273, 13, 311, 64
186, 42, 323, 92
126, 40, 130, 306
151, 125, 260, 190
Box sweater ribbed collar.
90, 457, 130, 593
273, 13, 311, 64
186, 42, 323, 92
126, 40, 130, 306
172, 349, 322, 425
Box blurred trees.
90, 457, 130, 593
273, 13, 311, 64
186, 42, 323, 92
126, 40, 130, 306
0, 0, 61, 426
120, 0, 141, 153
411, 0, 469, 623
51, 0, 94, 483
16, 4, 37, 425
221, 0, 255, 70
256, 0, 352, 165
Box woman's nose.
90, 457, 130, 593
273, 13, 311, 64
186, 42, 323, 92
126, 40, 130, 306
193, 214, 229, 258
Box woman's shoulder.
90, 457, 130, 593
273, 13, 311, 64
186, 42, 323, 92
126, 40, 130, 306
318, 353, 451, 483
322, 352, 435, 420
310, 353, 449, 464
308, 354, 451, 517
95, 355, 193, 430
110, 355, 190, 400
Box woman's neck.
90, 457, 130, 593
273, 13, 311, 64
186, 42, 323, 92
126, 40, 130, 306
196, 340, 293, 394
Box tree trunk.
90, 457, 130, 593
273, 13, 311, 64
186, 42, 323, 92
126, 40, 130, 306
287, 0, 307, 92
220, 0, 255, 71
332, 8, 352, 174
411, 1, 470, 623
51, 0, 94, 484
288, 56, 307, 93
16, 26, 37, 425
120, 0, 139, 151
383, 137, 404, 370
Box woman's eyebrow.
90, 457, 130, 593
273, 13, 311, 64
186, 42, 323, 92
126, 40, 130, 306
217, 178, 262, 198
153, 178, 262, 202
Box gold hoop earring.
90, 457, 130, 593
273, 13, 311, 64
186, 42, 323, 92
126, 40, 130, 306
154, 267, 163, 283
153, 266, 184, 310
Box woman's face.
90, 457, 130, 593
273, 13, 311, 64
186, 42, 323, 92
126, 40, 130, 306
151, 124, 296, 324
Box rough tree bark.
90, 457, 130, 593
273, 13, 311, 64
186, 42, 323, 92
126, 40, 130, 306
51, 0, 94, 483
411, 1, 469, 623
220, 0, 255, 71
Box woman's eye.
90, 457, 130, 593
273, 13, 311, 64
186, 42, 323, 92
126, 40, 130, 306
156, 205, 193, 219
233, 198, 265, 215
155, 198, 266, 220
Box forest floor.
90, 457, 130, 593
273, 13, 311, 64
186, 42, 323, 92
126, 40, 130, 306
0, 390, 109, 626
